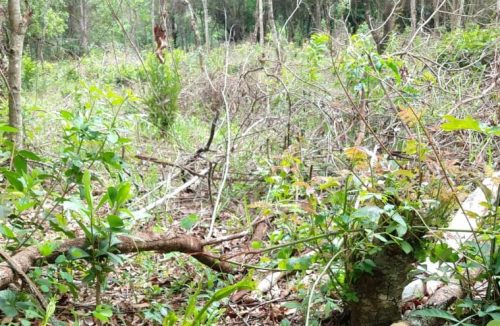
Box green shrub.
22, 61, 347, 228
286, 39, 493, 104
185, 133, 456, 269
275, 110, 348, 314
22, 56, 38, 90
438, 27, 500, 68
142, 51, 182, 135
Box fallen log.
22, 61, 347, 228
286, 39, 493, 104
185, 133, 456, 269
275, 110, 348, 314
0, 233, 234, 290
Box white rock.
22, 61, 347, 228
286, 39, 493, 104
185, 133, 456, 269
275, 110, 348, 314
402, 279, 425, 302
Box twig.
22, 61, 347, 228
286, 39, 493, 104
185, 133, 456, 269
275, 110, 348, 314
138, 168, 209, 214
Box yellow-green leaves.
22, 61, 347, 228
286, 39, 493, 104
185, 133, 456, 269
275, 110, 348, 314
441, 115, 500, 136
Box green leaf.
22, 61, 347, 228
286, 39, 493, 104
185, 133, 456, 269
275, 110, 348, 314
115, 182, 131, 207
352, 206, 383, 224
251, 241, 263, 249
399, 240, 413, 254
68, 247, 90, 260
194, 277, 255, 325
391, 213, 408, 237
0, 224, 16, 239
38, 242, 59, 257
2, 171, 24, 191
431, 243, 459, 263
42, 297, 57, 326
180, 214, 199, 230
13, 155, 27, 174
59, 110, 74, 121
18, 150, 42, 162
410, 308, 459, 322
487, 321, 500, 326
93, 304, 113, 323
0, 125, 18, 133
441, 115, 482, 132
82, 171, 93, 212
107, 186, 118, 205
107, 215, 124, 230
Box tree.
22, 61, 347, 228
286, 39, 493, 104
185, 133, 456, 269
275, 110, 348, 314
366, 0, 399, 54
258, 0, 264, 46
434, 0, 440, 29
68, 0, 89, 55
201, 0, 209, 50
267, 0, 280, 60
411, 0, 417, 32
7, 0, 30, 147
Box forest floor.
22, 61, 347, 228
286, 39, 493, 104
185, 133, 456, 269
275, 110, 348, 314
1, 28, 499, 325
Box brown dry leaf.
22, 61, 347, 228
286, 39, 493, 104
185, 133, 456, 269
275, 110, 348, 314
398, 107, 423, 127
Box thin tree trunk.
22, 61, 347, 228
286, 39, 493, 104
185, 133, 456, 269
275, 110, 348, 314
457, 0, 465, 27
7, 0, 30, 147
252, 1, 259, 43
202, 0, 209, 51
497, 0, 500, 23
79, 0, 88, 54
258, 0, 264, 46
411, 0, 417, 32
366, 0, 398, 54
313, 0, 322, 30
420, 0, 425, 24
267, 0, 280, 61
434, 0, 440, 29
0, 7, 7, 63
160, 0, 170, 48
183, 0, 204, 68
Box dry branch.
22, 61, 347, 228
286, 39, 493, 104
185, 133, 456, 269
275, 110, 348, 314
0, 233, 234, 290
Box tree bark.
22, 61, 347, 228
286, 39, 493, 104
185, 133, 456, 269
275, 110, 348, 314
202, 0, 210, 51
350, 245, 415, 325
7, 0, 30, 147
78, 0, 89, 54
258, 0, 264, 46
434, 0, 440, 29
497, 0, 500, 23
267, 0, 280, 61
0, 5, 6, 64
456, 0, 465, 28
366, 0, 398, 54
0, 233, 235, 290
313, 0, 322, 30
411, 0, 417, 32
68, 0, 89, 55
182, 0, 204, 68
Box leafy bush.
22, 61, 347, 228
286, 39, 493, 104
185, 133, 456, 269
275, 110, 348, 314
142, 51, 182, 135
22, 56, 38, 90
438, 27, 500, 67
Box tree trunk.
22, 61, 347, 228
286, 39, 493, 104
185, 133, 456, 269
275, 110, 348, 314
0, 6, 6, 62
79, 0, 88, 54
457, 0, 465, 27
183, 0, 204, 68
350, 245, 415, 325
434, 0, 440, 29
313, 0, 322, 30
410, 0, 417, 32
419, 0, 425, 24
258, 0, 264, 46
7, 0, 30, 147
267, 0, 280, 61
366, 1, 398, 54
497, 0, 500, 23
68, 0, 89, 55
202, 0, 209, 51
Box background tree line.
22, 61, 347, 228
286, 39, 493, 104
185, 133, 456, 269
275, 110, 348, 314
1, 0, 499, 62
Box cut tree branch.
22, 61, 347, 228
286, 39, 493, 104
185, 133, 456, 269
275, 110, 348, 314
0, 233, 234, 290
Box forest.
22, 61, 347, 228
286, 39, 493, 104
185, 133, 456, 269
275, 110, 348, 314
0, 0, 499, 325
